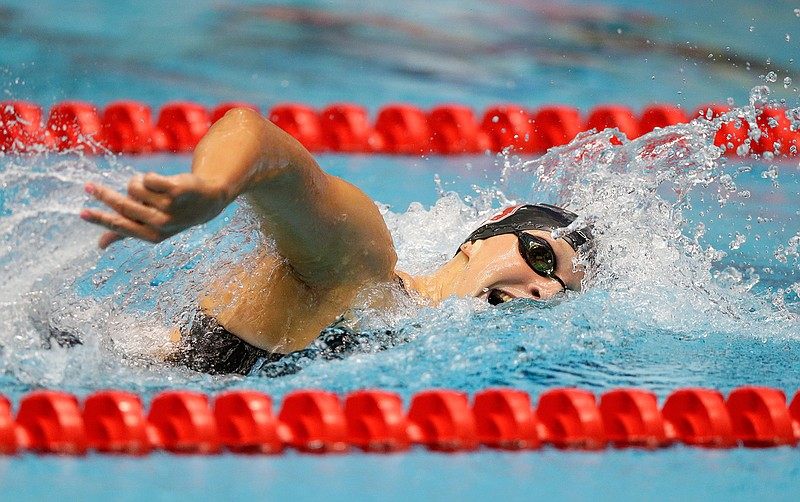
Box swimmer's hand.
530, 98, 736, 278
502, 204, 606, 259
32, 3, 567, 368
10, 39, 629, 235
81, 172, 230, 249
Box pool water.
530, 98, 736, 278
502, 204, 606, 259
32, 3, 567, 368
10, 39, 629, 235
2, 0, 800, 501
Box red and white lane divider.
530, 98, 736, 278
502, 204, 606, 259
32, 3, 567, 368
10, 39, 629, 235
1, 100, 797, 156
1, 386, 799, 455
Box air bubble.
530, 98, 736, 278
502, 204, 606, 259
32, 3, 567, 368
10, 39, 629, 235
764, 71, 778, 83
784, 77, 792, 88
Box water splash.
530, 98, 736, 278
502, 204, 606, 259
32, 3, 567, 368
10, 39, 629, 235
0, 95, 798, 398
487, 97, 800, 342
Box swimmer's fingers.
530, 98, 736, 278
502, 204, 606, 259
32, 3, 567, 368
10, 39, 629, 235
84, 174, 229, 248
80, 207, 165, 249
98, 230, 125, 250
87, 182, 170, 229
126, 173, 174, 211
141, 172, 176, 194
127, 172, 217, 216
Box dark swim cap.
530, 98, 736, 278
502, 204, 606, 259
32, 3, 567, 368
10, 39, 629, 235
460, 204, 590, 251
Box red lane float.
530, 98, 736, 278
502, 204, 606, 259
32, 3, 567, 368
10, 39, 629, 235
0, 395, 18, 454
661, 388, 735, 447
102, 101, 154, 154
319, 103, 375, 153
151, 102, 210, 153
429, 104, 488, 154
473, 388, 539, 450
533, 105, 583, 150
374, 104, 429, 154
269, 103, 327, 152
45, 101, 103, 154
536, 388, 605, 449
15, 391, 87, 455
278, 390, 348, 453
481, 104, 540, 153
600, 389, 669, 448
147, 391, 219, 454
0, 100, 49, 152
639, 104, 688, 134
3, 100, 797, 156
586, 105, 640, 141
83, 390, 150, 454
406, 390, 479, 452
726, 387, 796, 447
345, 390, 409, 452
214, 390, 285, 454
1, 386, 800, 455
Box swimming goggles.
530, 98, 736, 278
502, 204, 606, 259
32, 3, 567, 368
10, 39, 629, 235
515, 232, 567, 290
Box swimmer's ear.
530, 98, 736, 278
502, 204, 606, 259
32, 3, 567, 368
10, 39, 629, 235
460, 240, 478, 258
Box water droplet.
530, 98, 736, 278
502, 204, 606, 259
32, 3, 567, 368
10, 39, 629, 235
784, 77, 792, 88
786, 34, 791, 42
795, 8, 800, 16
749, 26, 755, 32
765, 71, 778, 83
749, 85, 770, 106
729, 232, 746, 250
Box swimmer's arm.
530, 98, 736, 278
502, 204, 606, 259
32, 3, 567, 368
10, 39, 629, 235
83, 107, 396, 284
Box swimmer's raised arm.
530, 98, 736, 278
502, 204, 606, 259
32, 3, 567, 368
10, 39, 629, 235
83, 107, 397, 286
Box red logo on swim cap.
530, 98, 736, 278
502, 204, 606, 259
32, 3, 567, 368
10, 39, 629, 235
484, 205, 524, 224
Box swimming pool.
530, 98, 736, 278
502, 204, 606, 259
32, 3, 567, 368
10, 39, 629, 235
2, 0, 800, 500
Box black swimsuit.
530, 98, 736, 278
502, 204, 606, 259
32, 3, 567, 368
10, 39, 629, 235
170, 276, 409, 376
167, 309, 284, 375
168, 309, 377, 376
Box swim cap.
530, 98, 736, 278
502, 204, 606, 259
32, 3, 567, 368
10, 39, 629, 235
460, 204, 590, 251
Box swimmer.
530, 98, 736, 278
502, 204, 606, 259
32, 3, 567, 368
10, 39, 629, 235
81, 108, 590, 374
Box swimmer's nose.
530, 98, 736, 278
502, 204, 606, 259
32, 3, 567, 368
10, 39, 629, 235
527, 278, 560, 300
527, 283, 544, 300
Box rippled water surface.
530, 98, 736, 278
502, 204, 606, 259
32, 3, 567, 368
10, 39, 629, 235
1, 0, 800, 500
0, 101, 797, 404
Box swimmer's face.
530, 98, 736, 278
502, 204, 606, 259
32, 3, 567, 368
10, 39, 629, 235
448, 230, 584, 303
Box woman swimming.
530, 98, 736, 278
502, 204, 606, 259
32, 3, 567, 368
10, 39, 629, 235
81, 108, 589, 374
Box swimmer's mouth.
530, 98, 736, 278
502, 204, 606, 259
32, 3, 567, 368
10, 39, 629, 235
487, 289, 515, 305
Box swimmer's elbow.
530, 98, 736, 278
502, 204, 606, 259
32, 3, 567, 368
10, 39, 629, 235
219, 106, 265, 126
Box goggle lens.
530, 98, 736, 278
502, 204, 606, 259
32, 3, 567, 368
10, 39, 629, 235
517, 233, 563, 287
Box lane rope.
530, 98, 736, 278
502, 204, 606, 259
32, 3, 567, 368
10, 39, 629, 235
1, 386, 799, 455
1, 100, 798, 156
2, 104, 797, 455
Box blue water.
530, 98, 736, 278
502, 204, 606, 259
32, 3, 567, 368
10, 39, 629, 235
2, 1, 800, 501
